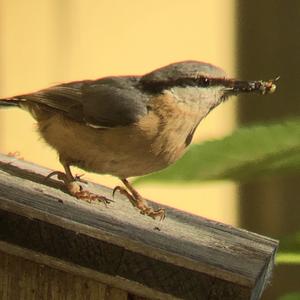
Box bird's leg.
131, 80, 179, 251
113, 179, 165, 221
46, 161, 112, 205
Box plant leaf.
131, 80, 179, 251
277, 231, 300, 265
278, 292, 300, 300
134, 118, 300, 184
276, 253, 300, 265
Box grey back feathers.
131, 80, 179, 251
81, 77, 148, 127
4, 77, 149, 128
0, 61, 227, 128
141, 61, 226, 82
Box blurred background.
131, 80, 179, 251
0, 1, 299, 299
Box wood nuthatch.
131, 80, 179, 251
0, 61, 277, 220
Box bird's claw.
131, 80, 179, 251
112, 186, 122, 198
45, 171, 113, 207
74, 173, 88, 184
113, 186, 136, 206
73, 189, 113, 206
141, 207, 166, 221
45, 171, 68, 183
113, 184, 166, 221
46, 171, 87, 184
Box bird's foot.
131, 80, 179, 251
68, 181, 112, 206
113, 180, 165, 221
45, 171, 112, 206
45, 170, 70, 183
74, 173, 88, 184
46, 171, 87, 183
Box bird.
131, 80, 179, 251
0, 61, 277, 220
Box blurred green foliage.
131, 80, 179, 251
278, 292, 300, 300
134, 118, 300, 184
277, 232, 300, 265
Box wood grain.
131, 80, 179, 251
0, 153, 279, 299
0, 251, 129, 300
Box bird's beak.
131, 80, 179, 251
223, 76, 279, 96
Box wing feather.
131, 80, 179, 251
18, 77, 149, 127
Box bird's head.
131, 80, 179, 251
140, 60, 278, 113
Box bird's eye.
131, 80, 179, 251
203, 77, 210, 86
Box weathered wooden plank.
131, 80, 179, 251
129, 296, 149, 300
0, 250, 127, 300
0, 153, 278, 299
0, 241, 163, 300
105, 287, 128, 300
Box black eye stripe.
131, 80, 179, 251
140, 76, 278, 95
140, 76, 220, 93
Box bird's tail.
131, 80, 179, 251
0, 97, 21, 108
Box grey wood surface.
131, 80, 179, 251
0, 153, 278, 300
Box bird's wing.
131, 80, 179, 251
19, 77, 149, 127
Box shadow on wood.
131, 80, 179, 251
0, 153, 278, 300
